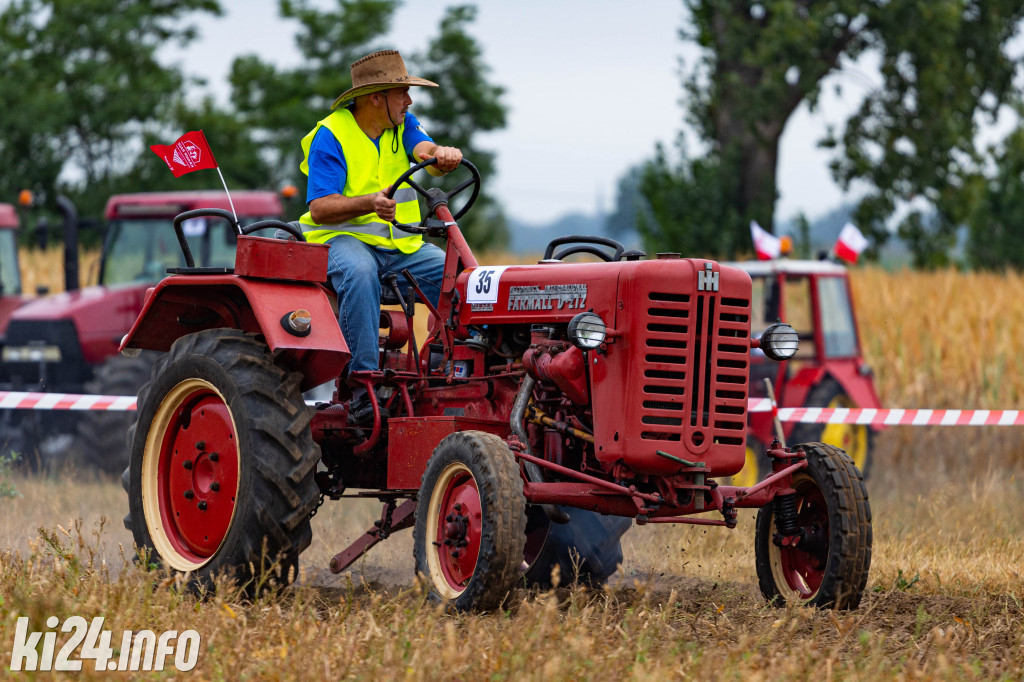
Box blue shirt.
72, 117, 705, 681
306, 111, 433, 204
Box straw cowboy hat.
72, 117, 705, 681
331, 50, 438, 109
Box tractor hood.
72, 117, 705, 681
6, 283, 149, 365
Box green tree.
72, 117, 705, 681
625, 0, 1024, 264
0, 0, 222, 218
965, 122, 1024, 269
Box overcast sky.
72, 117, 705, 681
163, 0, 879, 226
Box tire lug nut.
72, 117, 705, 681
195, 441, 206, 451
183, 460, 193, 470
210, 482, 220, 492
198, 500, 207, 511
184, 490, 194, 499
454, 503, 462, 512
446, 514, 455, 523
444, 539, 453, 546
209, 452, 219, 462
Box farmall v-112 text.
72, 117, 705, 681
120, 159, 872, 611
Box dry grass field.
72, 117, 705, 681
1, 251, 1023, 679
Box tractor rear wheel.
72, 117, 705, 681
790, 379, 873, 478
123, 329, 319, 589
413, 431, 526, 611
73, 352, 157, 475
522, 505, 630, 589
754, 442, 872, 609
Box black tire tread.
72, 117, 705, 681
754, 442, 872, 609
123, 329, 319, 587
523, 507, 629, 589
413, 430, 527, 612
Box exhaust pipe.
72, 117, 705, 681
511, 375, 570, 524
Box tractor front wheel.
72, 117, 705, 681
754, 442, 872, 609
413, 431, 526, 611
123, 329, 319, 589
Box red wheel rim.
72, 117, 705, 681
143, 379, 240, 570
426, 463, 482, 597
775, 477, 828, 598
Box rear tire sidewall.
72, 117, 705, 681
126, 330, 315, 586
522, 506, 629, 589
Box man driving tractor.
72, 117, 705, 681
298, 49, 463, 425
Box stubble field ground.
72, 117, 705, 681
1, 254, 1023, 679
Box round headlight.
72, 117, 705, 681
567, 312, 606, 350
759, 322, 799, 361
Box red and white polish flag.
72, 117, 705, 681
750, 221, 781, 260
149, 130, 219, 177
834, 222, 869, 264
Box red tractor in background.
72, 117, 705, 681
0, 203, 26, 333
0, 191, 283, 472
728, 259, 882, 486
120, 159, 872, 611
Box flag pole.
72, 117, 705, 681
215, 167, 238, 226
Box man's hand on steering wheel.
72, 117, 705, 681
418, 146, 462, 174
385, 156, 482, 234
373, 186, 397, 222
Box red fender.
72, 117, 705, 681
120, 274, 348, 391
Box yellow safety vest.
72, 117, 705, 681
298, 108, 422, 253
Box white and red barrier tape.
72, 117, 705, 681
0, 391, 137, 412
0, 390, 1021, 426
746, 398, 1024, 426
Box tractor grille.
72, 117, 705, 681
638, 289, 750, 450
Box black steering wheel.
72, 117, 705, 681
385, 157, 481, 234
543, 235, 626, 262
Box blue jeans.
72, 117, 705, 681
326, 234, 445, 375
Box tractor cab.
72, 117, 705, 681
101, 191, 282, 285
728, 259, 882, 477
0, 204, 25, 334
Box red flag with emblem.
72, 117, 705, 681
149, 130, 219, 177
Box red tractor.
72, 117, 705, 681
728, 259, 882, 486
0, 203, 26, 333
0, 191, 283, 471
120, 160, 872, 610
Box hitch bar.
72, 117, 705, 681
328, 499, 416, 574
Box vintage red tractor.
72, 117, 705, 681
120, 160, 872, 610
728, 259, 882, 487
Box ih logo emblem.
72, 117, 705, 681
172, 140, 203, 169
698, 262, 719, 292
